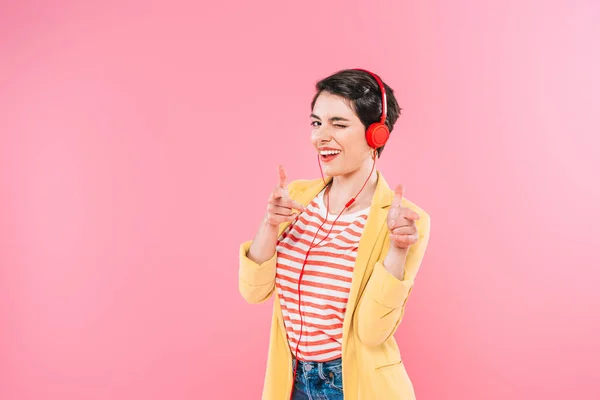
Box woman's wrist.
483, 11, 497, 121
247, 215, 279, 265
382, 245, 408, 280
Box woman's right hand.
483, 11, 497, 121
246, 165, 304, 266
264, 165, 306, 227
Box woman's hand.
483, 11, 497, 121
264, 165, 306, 227
387, 184, 420, 250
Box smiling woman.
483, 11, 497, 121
239, 68, 431, 400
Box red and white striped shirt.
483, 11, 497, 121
275, 188, 370, 362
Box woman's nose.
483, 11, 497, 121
313, 126, 332, 141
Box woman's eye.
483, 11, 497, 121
310, 121, 346, 128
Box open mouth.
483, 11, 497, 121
320, 150, 341, 162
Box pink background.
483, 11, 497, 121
1, 1, 599, 399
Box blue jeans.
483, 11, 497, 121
291, 357, 344, 400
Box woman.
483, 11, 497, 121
239, 68, 431, 400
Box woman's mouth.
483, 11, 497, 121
320, 150, 341, 163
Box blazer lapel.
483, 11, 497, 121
342, 171, 393, 349
274, 176, 332, 354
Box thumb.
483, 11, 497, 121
277, 165, 287, 188
390, 184, 405, 208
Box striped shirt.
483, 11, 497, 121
275, 188, 370, 361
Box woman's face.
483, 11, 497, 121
310, 91, 373, 177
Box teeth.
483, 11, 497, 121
320, 150, 341, 156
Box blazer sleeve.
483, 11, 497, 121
238, 180, 300, 304
356, 210, 431, 347
239, 239, 278, 304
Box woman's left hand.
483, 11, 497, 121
387, 184, 420, 250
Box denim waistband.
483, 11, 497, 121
293, 356, 342, 368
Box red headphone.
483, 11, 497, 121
353, 68, 390, 150
288, 68, 389, 399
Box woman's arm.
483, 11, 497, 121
238, 218, 280, 304
247, 216, 280, 265
355, 212, 431, 346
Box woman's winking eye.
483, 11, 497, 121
310, 121, 347, 128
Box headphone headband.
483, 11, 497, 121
352, 68, 387, 124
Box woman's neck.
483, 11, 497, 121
327, 164, 379, 212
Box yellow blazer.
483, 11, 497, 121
239, 170, 431, 399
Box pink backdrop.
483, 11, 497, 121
1, 1, 599, 399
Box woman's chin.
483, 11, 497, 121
321, 165, 337, 174
323, 168, 344, 177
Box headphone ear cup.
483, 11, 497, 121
365, 122, 390, 149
